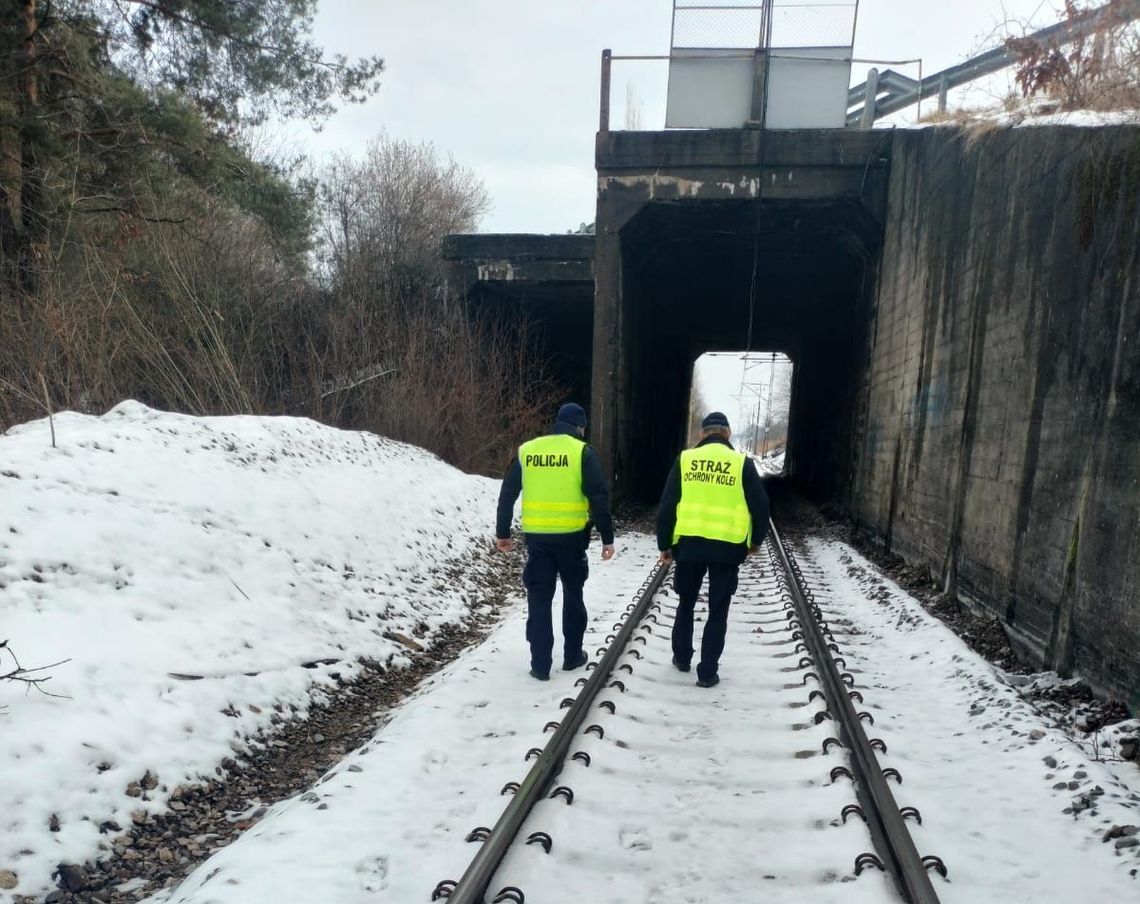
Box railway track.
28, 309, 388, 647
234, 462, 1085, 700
432, 521, 948, 904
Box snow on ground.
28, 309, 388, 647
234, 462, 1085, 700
497, 550, 897, 904
140, 536, 666, 904
1006, 671, 1140, 776
1007, 108, 1140, 127
751, 450, 786, 478
886, 96, 1140, 130
800, 537, 1140, 900
144, 540, 904, 904
5, 416, 1137, 904
0, 403, 499, 902
141, 529, 1139, 904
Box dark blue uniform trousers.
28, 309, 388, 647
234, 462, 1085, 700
672, 560, 739, 682
523, 540, 589, 673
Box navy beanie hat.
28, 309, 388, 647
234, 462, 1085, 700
701, 411, 730, 430
556, 402, 588, 428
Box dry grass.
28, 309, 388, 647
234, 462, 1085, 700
1, 219, 560, 478
2, 135, 559, 477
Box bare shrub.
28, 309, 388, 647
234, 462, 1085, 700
1007, 1, 1140, 111
315, 135, 560, 474
1, 129, 563, 480
310, 296, 559, 476
378, 314, 559, 475
320, 134, 490, 320
0, 202, 313, 429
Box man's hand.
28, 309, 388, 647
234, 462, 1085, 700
601, 544, 615, 561
496, 537, 513, 553
747, 545, 760, 557
658, 550, 673, 564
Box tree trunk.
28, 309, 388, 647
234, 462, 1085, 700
0, 0, 38, 293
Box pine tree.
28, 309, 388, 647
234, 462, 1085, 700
0, 0, 384, 292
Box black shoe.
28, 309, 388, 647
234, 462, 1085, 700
529, 667, 550, 681
562, 650, 588, 671
696, 674, 720, 688
672, 656, 691, 673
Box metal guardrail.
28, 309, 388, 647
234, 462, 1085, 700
848, 0, 1140, 126
433, 562, 671, 904
600, 0, 1140, 133
768, 521, 945, 903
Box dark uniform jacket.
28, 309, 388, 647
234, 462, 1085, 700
496, 423, 615, 547
656, 434, 770, 564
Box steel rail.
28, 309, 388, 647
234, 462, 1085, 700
767, 520, 943, 904
436, 562, 671, 904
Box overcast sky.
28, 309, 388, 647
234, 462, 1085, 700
305, 0, 1061, 233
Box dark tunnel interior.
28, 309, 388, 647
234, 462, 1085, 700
615, 198, 879, 505
464, 282, 595, 410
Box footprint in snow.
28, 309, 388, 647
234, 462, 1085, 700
619, 825, 653, 851
356, 855, 389, 892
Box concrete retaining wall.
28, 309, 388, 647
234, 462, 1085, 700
849, 125, 1140, 712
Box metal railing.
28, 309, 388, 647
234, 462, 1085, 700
599, 48, 899, 132
602, 0, 1140, 133
848, 0, 1140, 125
601, 0, 859, 132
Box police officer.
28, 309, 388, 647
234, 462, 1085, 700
496, 402, 615, 681
656, 412, 770, 687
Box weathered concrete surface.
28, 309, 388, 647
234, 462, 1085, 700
443, 234, 595, 406
442, 234, 594, 285
593, 129, 892, 501
849, 125, 1140, 712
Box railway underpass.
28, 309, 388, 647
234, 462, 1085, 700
597, 190, 881, 505
446, 122, 1140, 716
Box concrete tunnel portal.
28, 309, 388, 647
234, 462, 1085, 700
590, 129, 891, 506
444, 131, 891, 506
442, 234, 596, 410
610, 197, 879, 505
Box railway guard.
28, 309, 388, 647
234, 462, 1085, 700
656, 412, 770, 687
496, 402, 616, 681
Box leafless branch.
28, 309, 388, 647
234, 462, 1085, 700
319, 364, 397, 399
0, 640, 72, 703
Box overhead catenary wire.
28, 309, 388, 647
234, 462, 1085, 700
738, 0, 774, 414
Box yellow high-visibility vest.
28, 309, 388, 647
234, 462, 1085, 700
672, 443, 751, 545
519, 435, 589, 534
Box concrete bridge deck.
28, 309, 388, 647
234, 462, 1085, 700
443, 233, 595, 406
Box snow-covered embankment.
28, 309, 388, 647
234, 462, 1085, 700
0, 402, 499, 901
